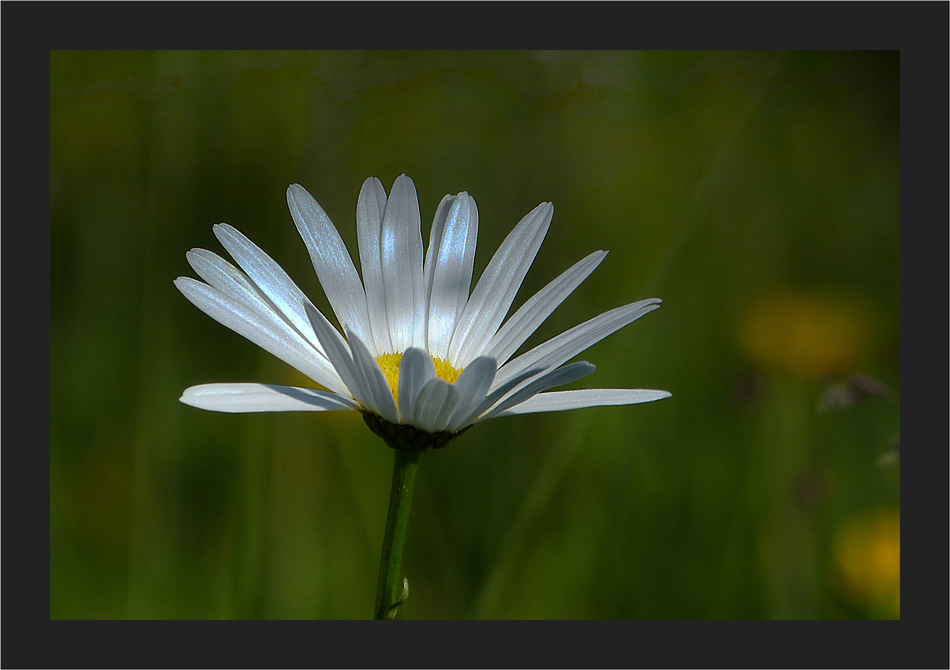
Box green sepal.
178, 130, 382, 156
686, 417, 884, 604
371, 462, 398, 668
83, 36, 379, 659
361, 411, 469, 452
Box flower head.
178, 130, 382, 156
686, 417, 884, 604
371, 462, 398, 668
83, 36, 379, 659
176, 174, 669, 451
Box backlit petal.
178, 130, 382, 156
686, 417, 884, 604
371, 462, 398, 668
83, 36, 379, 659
480, 361, 596, 421
446, 356, 496, 432
174, 277, 348, 396
356, 177, 393, 354
397, 347, 437, 424
181, 383, 358, 413
347, 329, 399, 424
287, 184, 375, 352
496, 388, 672, 416
451, 366, 545, 429
494, 299, 661, 389
486, 250, 607, 366
449, 202, 553, 368
186, 248, 322, 352
380, 175, 425, 351
424, 193, 478, 360
412, 378, 460, 433
304, 302, 371, 409
212, 223, 324, 351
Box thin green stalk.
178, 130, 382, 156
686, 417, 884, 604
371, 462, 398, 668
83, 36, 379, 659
374, 448, 421, 619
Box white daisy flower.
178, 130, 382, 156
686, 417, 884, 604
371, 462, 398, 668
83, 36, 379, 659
176, 174, 669, 451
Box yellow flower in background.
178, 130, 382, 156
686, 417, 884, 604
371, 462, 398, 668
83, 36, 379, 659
738, 289, 877, 378
834, 509, 900, 618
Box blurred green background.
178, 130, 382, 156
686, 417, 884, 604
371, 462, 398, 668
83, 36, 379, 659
50, 50, 899, 620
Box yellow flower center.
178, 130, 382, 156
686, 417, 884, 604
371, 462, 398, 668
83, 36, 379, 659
375, 352, 462, 407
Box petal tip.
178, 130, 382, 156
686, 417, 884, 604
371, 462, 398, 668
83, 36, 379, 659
211, 223, 237, 243
179, 387, 202, 406
286, 183, 312, 208
172, 277, 196, 292
392, 173, 416, 192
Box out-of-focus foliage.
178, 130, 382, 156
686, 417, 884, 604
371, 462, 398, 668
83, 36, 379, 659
51, 50, 899, 619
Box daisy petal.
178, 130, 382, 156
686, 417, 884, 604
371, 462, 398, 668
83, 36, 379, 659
347, 329, 399, 424
480, 361, 596, 422
424, 193, 478, 360
496, 388, 672, 416
186, 249, 327, 358
181, 383, 358, 413
446, 356, 496, 432
397, 348, 437, 424
212, 223, 323, 350
356, 177, 393, 354
178, 175, 669, 438
486, 250, 607, 366
174, 278, 348, 396
412, 378, 460, 433
449, 202, 553, 368
287, 184, 375, 352
380, 174, 426, 352
303, 302, 371, 409
495, 299, 661, 388
452, 365, 548, 429
187, 248, 293, 324
423, 195, 455, 303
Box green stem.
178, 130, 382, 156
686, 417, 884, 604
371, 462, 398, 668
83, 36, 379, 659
374, 448, 421, 619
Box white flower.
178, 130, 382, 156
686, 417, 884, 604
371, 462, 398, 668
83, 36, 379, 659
176, 174, 669, 450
